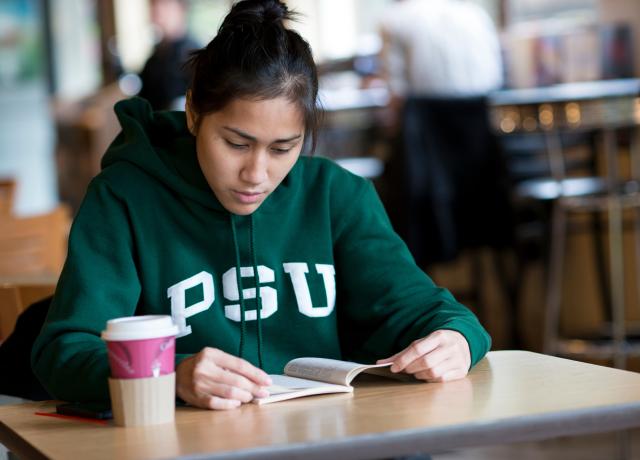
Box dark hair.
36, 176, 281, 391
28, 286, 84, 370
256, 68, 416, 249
186, 0, 320, 152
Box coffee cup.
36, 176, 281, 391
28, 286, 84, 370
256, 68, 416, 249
102, 315, 179, 379
101, 315, 179, 427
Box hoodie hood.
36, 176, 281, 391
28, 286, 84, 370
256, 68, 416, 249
103, 97, 292, 215
103, 97, 223, 211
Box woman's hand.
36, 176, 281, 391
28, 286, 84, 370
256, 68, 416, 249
176, 347, 272, 410
376, 330, 471, 382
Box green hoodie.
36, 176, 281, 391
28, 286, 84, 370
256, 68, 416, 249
32, 97, 490, 402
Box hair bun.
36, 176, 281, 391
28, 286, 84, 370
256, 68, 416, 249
219, 0, 293, 34
260, 0, 289, 24
187, 0, 319, 153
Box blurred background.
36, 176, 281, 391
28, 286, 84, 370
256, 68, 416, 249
1, 0, 640, 371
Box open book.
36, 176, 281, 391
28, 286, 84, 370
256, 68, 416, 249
253, 357, 408, 405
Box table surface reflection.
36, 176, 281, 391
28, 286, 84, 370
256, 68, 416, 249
2, 351, 640, 460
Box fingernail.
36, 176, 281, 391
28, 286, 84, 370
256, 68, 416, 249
257, 388, 270, 398
390, 365, 399, 373
264, 376, 272, 385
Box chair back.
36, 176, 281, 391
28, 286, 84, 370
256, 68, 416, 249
0, 284, 55, 341
0, 179, 16, 215
0, 205, 70, 277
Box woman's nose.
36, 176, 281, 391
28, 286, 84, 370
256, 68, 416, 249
240, 152, 268, 185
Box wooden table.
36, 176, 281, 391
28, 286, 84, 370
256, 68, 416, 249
2, 351, 640, 459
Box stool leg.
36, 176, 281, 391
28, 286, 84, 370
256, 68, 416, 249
543, 130, 568, 356
616, 429, 631, 460
603, 128, 627, 369
635, 206, 640, 325
630, 127, 640, 332
608, 198, 626, 368
590, 211, 612, 325
544, 201, 567, 355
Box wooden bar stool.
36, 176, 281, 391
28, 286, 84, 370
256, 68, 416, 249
543, 126, 640, 368
491, 79, 640, 368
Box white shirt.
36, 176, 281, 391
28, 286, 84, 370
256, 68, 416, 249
380, 0, 503, 96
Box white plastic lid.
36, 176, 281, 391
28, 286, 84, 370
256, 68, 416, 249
101, 315, 179, 341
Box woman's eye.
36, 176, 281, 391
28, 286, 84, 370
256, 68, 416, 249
272, 146, 292, 154
225, 140, 248, 150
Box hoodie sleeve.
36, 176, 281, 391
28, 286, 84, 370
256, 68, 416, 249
334, 180, 491, 367
31, 178, 141, 402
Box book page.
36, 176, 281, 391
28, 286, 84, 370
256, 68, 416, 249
267, 375, 348, 395
284, 357, 394, 386
254, 374, 352, 405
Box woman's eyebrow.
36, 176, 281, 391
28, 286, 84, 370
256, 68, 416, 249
223, 126, 301, 143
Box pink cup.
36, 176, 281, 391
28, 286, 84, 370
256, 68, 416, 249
101, 315, 179, 379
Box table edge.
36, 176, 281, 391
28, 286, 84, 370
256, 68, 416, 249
0, 419, 48, 460
179, 401, 640, 460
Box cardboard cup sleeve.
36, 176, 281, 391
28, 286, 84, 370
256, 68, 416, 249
108, 372, 176, 426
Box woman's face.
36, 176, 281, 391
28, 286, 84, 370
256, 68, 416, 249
188, 96, 305, 215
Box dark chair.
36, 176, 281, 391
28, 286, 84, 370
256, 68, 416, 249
0, 295, 52, 400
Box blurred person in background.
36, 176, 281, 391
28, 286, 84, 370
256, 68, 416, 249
138, 0, 199, 110
376, 0, 513, 275
378, 0, 503, 130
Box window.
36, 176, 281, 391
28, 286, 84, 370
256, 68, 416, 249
506, 0, 596, 25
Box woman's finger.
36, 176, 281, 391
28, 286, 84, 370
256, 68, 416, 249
198, 381, 259, 403
403, 345, 449, 375
203, 348, 272, 386
195, 363, 270, 398
419, 366, 468, 383
387, 334, 441, 373
414, 358, 455, 381
203, 395, 242, 410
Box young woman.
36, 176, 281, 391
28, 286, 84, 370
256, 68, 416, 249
32, 0, 490, 410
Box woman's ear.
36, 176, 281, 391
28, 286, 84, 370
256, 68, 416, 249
185, 91, 197, 136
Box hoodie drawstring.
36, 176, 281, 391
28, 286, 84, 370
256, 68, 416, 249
229, 213, 264, 369
230, 215, 247, 360
250, 216, 264, 369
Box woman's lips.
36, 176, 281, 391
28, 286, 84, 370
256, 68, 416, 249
232, 190, 265, 204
